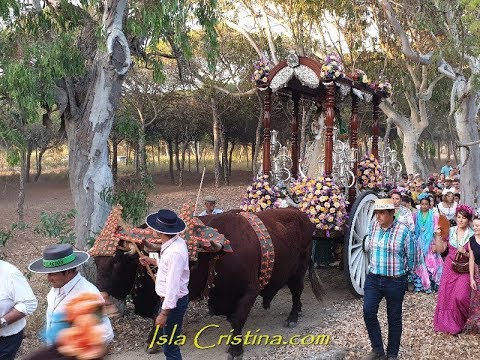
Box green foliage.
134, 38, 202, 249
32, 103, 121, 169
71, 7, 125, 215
0, 120, 26, 165
126, 0, 219, 78
34, 209, 76, 244
112, 110, 140, 143
100, 180, 153, 227
0, 223, 17, 247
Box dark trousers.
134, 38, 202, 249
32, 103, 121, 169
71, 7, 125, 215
163, 295, 189, 360
0, 329, 24, 360
363, 273, 407, 357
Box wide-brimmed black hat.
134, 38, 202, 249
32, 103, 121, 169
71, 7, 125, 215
145, 209, 186, 235
28, 244, 90, 274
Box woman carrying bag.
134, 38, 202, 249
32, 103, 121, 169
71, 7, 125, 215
433, 205, 474, 334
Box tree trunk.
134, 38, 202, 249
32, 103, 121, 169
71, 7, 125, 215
25, 142, 32, 183
167, 140, 175, 184
63, 0, 130, 251
178, 141, 188, 187
451, 140, 458, 164
229, 141, 235, 177
174, 138, 181, 172
17, 149, 27, 225
455, 93, 480, 209
220, 125, 229, 185
195, 140, 199, 173
137, 124, 148, 180
125, 143, 130, 165
111, 139, 118, 185
210, 96, 221, 187
34, 149, 45, 182
402, 131, 428, 177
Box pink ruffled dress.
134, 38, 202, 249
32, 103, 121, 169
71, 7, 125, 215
434, 226, 474, 334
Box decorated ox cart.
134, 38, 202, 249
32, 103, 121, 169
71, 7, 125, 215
249, 51, 401, 297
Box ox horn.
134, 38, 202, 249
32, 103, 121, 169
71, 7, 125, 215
209, 240, 223, 252
142, 239, 162, 252
125, 242, 136, 256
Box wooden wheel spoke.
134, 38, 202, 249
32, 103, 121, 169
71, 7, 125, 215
345, 191, 378, 298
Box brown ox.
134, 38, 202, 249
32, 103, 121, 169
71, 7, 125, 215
94, 207, 324, 359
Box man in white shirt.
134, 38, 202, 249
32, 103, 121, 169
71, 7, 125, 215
198, 195, 223, 216
28, 244, 114, 346
140, 209, 189, 360
0, 260, 37, 360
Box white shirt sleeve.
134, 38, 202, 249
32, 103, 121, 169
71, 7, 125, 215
10, 268, 37, 316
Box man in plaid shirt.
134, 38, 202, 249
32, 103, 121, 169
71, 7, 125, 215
361, 198, 417, 360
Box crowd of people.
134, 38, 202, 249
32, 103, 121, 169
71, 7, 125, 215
362, 161, 480, 360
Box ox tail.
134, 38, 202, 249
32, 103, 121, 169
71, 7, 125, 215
308, 259, 326, 302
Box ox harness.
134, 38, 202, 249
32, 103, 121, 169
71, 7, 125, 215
239, 212, 275, 290
201, 212, 275, 299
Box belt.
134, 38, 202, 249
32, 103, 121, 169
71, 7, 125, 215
370, 272, 406, 279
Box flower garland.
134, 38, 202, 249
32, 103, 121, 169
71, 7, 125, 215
241, 174, 283, 212
56, 293, 107, 360
352, 69, 371, 85
370, 79, 393, 97
291, 176, 349, 235
252, 54, 272, 85
357, 153, 384, 190
321, 53, 344, 80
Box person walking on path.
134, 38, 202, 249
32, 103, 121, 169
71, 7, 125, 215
434, 205, 474, 334
411, 194, 443, 293
0, 260, 37, 360
28, 244, 114, 346
440, 160, 453, 178
198, 195, 223, 216
361, 198, 417, 360
140, 209, 189, 360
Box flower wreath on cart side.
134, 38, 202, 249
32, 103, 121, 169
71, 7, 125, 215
241, 174, 284, 212
291, 176, 349, 236
357, 153, 384, 190
252, 54, 273, 85
320, 53, 345, 80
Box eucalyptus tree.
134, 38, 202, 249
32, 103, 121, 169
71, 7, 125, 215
0, 0, 218, 249
378, 0, 480, 208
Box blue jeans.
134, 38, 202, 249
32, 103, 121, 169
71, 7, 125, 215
163, 295, 189, 360
0, 329, 24, 360
363, 273, 407, 357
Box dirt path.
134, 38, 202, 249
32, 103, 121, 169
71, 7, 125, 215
107, 267, 354, 360
0, 172, 354, 359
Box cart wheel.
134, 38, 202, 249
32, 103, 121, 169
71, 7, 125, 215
344, 190, 379, 298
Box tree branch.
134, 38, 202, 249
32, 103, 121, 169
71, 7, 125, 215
379, 0, 433, 65
419, 73, 445, 101
259, 1, 278, 64
224, 20, 263, 58
405, 62, 420, 89
437, 59, 456, 80
404, 91, 419, 125
378, 99, 410, 130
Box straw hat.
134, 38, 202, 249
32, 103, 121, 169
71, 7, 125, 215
204, 195, 216, 203
373, 198, 395, 211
